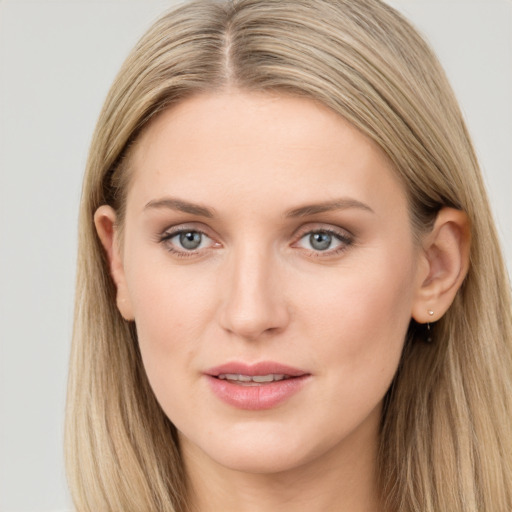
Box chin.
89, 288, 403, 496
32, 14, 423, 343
180, 424, 333, 476
208, 448, 308, 475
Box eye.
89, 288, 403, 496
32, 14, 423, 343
177, 231, 204, 250
160, 228, 217, 254
307, 232, 335, 251
295, 228, 352, 254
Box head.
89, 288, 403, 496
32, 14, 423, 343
66, 1, 512, 511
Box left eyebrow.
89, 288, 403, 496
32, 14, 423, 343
144, 197, 215, 218
285, 198, 374, 218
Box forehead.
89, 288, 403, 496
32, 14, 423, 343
127, 91, 407, 218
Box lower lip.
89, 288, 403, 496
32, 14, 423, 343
206, 375, 309, 410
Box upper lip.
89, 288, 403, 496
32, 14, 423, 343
205, 361, 309, 378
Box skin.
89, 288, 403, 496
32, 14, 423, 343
96, 91, 470, 512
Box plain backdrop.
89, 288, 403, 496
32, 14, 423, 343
0, 1, 510, 510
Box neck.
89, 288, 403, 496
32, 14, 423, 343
181, 409, 382, 512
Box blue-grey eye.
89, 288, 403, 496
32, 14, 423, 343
179, 231, 203, 250
295, 229, 350, 253
160, 228, 218, 255
309, 232, 332, 251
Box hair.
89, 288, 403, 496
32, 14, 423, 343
65, 1, 512, 510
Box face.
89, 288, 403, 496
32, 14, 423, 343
107, 91, 426, 475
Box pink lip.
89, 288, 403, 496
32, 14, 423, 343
205, 361, 311, 411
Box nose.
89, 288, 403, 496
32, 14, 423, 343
219, 244, 290, 340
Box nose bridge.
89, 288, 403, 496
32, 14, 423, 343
220, 238, 289, 339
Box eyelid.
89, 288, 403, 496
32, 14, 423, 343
292, 222, 354, 241
158, 223, 221, 256
160, 223, 206, 237
291, 223, 355, 256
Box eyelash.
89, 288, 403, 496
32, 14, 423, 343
293, 228, 354, 257
158, 225, 354, 259
158, 227, 217, 258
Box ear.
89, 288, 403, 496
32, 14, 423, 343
94, 205, 135, 321
411, 207, 471, 324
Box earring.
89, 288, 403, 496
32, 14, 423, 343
426, 309, 434, 343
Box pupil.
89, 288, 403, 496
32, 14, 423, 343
310, 232, 332, 251
180, 231, 202, 250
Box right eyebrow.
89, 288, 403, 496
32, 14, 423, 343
144, 197, 215, 218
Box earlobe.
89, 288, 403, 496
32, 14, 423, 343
94, 205, 135, 321
411, 207, 471, 324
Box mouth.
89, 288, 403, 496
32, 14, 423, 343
216, 373, 292, 385
205, 361, 310, 410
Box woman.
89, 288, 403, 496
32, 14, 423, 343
65, 0, 512, 510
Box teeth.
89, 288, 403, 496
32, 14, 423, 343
252, 374, 283, 383
218, 373, 288, 383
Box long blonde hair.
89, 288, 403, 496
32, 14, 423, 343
66, 1, 512, 510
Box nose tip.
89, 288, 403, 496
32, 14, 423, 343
222, 300, 288, 340
219, 256, 290, 340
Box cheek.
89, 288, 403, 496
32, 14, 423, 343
123, 254, 219, 392
125, 241, 216, 327
297, 253, 416, 376
284, 257, 415, 441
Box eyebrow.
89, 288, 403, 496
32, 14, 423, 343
144, 197, 214, 218
285, 198, 374, 217
143, 196, 374, 219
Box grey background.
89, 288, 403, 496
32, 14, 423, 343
0, 1, 510, 510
